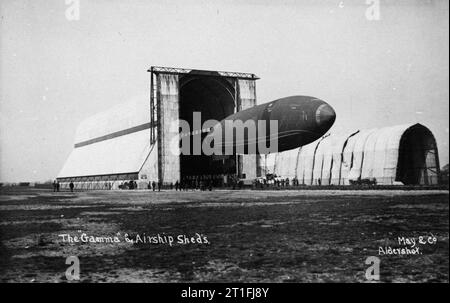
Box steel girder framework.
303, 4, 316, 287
147, 66, 259, 145
147, 66, 259, 80
147, 66, 260, 184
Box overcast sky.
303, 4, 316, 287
0, 0, 448, 182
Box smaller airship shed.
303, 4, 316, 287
268, 123, 440, 186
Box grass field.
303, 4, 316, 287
0, 187, 448, 282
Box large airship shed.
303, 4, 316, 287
57, 66, 262, 189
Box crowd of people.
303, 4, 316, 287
113, 174, 244, 191
54, 174, 303, 192
253, 176, 301, 188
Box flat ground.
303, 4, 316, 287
0, 187, 448, 282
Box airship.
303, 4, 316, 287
205, 95, 336, 154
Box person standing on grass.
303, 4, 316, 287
69, 182, 74, 192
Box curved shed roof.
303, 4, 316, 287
330, 131, 359, 185
271, 123, 439, 185
273, 147, 299, 179
297, 139, 322, 185
347, 128, 377, 181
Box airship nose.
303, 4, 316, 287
315, 103, 336, 129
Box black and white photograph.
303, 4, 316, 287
0, 0, 448, 291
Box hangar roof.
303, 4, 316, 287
271, 123, 439, 185
58, 128, 152, 179
74, 95, 150, 145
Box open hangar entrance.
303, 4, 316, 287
179, 74, 236, 181
148, 66, 262, 186
397, 124, 440, 185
